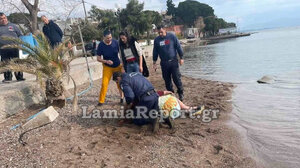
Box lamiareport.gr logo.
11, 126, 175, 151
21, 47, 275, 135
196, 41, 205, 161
80, 105, 220, 123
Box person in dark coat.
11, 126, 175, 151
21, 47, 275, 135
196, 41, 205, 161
119, 31, 149, 77
41, 15, 63, 48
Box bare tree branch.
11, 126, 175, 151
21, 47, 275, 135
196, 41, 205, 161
33, 0, 39, 9
20, 0, 33, 12
63, 2, 82, 34
6, 1, 31, 25
2, 0, 84, 33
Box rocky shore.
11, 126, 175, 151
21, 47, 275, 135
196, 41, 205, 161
204, 33, 251, 41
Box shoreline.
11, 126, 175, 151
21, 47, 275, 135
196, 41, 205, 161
140, 32, 251, 53
203, 33, 251, 41
0, 56, 259, 167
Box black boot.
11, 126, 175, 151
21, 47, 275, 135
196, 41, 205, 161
164, 116, 175, 129
151, 111, 160, 133
3, 71, 12, 83
178, 93, 184, 101
15, 72, 25, 81
177, 89, 184, 101
152, 117, 160, 133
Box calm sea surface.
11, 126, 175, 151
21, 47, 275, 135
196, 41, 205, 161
182, 27, 300, 168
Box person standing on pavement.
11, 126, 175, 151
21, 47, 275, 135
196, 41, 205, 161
97, 30, 123, 106
41, 15, 63, 48
153, 25, 184, 101
0, 12, 25, 83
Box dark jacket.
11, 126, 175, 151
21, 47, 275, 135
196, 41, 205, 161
119, 37, 149, 77
153, 33, 183, 62
42, 20, 63, 46
120, 72, 155, 104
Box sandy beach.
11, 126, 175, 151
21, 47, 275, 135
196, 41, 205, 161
0, 55, 260, 167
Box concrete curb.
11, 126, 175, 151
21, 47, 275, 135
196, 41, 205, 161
0, 81, 45, 120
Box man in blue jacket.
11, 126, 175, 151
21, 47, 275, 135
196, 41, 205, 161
41, 15, 63, 48
153, 25, 184, 101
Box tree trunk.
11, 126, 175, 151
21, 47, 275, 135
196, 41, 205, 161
21, 0, 39, 33
30, 10, 38, 33
46, 78, 66, 108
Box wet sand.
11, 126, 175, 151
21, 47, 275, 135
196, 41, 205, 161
0, 62, 259, 167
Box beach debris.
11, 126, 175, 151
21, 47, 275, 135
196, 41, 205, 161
257, 75, 274, 84
22, 106, 59, 130
213, 144, 223, 154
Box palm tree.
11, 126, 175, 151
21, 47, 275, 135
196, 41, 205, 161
0, 33, 78, 109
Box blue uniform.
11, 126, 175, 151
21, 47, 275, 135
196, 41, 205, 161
120, 72, 159, 125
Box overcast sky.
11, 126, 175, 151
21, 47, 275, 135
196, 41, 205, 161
82, 0, 300, 30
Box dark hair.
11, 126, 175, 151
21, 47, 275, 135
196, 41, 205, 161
113, 72, 122, 81
103, 29, 111, 37
118, 31, 132, 48
119, 31, 128, 37
156, 25, 165, 30
0, 12, 5, 16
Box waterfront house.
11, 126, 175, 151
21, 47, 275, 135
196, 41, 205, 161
219, 27, 237, 35
184, 28, 200, 39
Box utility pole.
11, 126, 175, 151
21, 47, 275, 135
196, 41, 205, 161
115, 4, 121, 34
82, 0, 88, 23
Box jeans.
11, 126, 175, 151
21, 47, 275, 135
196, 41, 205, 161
126, 62, 139, 73
160, 59, 184, 94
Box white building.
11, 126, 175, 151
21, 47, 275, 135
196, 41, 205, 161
219, 27, 237, 35
184, 28, 200, 38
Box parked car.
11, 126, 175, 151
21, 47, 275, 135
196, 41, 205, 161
187, 34, 195, 39
84, 41, 99, 56
84, 42, 94, 56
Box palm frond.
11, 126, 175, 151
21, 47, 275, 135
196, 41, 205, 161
37, 66, 57, 78
30, 34, 53, 67
2, 37, 52, 68
1, 38, 40, 58
0, 58, 40, 76
1, 33, 74, 78
33, 33, 52, 56
62, 54, 80, 68
36, 71, 45, 88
